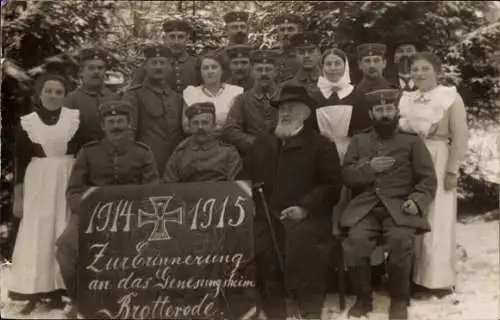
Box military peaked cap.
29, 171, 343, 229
225, 44, 253, 60
79, 48, 108, 63
143, 45, 171, 59
250, 50, 280, 64
270, 85, 315, 109
162, 20, 193, 34
223, 11, 250, 23
99, 101, 132, 118
185, 102, 216, 119
357, 43, 387, 59
274, 13, 304, 26
365, 89, 401, 107
290, 32, 320, 48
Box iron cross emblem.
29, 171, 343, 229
138, 196, 183, 243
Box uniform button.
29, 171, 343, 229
176, 80, 181, 83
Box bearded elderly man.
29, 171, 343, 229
339, 89, 437, 320
163, 102, 242, 183
243, 85, 342, 319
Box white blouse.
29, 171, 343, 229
182, 84, 244, 134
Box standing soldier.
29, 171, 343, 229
271, 13, 304, 82
163, 102, 242, 183
65, 48, 118, 145
56, 101, 160, 318
162, 19, 200, 93
385, 36, 423, 91
225, 44, 254, 91
280, 32, 321, 89
353, 43, 397, 95
223, 11, 250, 45
222, 50, 280, 156
122, 45, 186, 175
128, 20, 200, 94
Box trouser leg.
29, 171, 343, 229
285, 221, 331, 318
343, 212, 380, 317
383, 216, 416, 319
254, 219, 287, 319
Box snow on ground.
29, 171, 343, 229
1, 220, 498, 320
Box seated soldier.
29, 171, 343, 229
339, 89, 437, 320
56, 101, 159, 318
163, 102, 242, 183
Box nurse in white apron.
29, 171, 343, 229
398, 52, 469, 297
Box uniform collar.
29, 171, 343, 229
101, 135, 134, 155
186, 135, 219, 151
80, 85, 108, 96
252, 83, 280, 100
296, 67, 320, 82
171, 51, 189, 62
143, 79, 171, 95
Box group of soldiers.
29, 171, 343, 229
45, 10, 434, 320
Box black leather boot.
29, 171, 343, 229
389, 299, 409, 320
347, 264, 373, 318
387, 263, 410, 320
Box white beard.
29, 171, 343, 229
274, 120, 303, 139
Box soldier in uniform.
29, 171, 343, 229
163, 102, 242, 183
128, 20, 200, 94
122, 44, 186, 175
222, 50, 280, 156
223, 11, 250, 45
56, 100, 160, 318
279, 32, 321, 89
385, 36, 423, 91
224, 44, 254, 91
340, 89, 437, 320
162, 19, 200, 93
353, 43, 397, 95
65, 48, 118, 145
271, 13, 304, 82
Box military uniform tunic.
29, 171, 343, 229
271, 44, 301, 83
163, 136, 242, 183
222, 87, 280, 155
340, 128, 437, 233
56, 137, 159, 302
122, 82, 186, 174
167, 53, 200, 94
64, 86, 118, 145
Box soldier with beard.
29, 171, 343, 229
385, 36, 423, 91
222, 50, 280, 156
339, 89, 436, 320
271, 13, 304, 82
65, 48, 118, 145
163, 102, 242, 183
225, 44, 254, 91
56, 101, 160, 318
223, 11, 250, 45
122, 45, 186, 175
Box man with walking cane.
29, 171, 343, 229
242, 85, 342, 319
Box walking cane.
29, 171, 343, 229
253, 182, 303, 320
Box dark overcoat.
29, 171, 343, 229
243, 128, 342, 296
